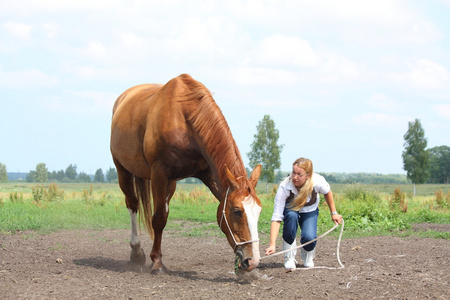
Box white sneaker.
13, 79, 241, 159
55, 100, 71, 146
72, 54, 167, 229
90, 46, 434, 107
300, 248, 315, 268
283, 240, 297, 270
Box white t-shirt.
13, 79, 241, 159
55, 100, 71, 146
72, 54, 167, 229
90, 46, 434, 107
271, 173, 331, 222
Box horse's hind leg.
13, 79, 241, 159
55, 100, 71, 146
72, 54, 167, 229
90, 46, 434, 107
128, 208, 146, 265
115, 160, 146, 265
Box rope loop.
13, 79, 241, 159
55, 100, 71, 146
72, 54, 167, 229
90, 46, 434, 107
261, 219, 345, 269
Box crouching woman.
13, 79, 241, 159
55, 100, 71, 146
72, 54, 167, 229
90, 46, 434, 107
265, 157, 342, 269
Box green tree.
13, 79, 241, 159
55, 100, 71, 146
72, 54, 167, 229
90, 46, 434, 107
56, 170, 65, 181
34, 163, 48, 183
77, 172, 91, 182
275, 170, 289, 183
106, 167, 118, 182
94, 168, 105, 182
428, 145, 450, 184
65, 164, 77, 181
402, 119, 430, 195
0, 163, 8, 182
247, 115, 284, 183
26, 171, 36, 182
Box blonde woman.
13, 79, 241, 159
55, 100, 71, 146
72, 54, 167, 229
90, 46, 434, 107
265, 158, 342, 269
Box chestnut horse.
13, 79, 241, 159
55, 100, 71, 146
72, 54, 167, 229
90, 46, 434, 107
110, 74, 262, 274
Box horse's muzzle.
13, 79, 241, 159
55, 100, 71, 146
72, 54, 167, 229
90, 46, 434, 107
235, 249, 259, 274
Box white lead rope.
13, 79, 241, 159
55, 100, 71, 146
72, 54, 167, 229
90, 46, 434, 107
220, 185, 344, 269
260, 219, 345, 269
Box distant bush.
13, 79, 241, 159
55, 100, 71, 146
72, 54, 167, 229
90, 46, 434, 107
389, 187, 408, 213
342, 183, 381, 203
319, 172, 408, 184
32, 184, 64, 204
435, 189, 450, 208
336, 184, 410, 232
48, 183, 65, 201
9, 191, 24, 203
173, 187, 216, 205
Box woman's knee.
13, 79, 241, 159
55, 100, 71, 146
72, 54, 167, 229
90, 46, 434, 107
300, 232, 317, 251
282, 231, 296, 244
282, 209, 300, 244
303, 241, 316, 251
301, 231, 316, 242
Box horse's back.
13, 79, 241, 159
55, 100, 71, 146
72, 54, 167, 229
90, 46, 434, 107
110, 75, 207, 179
112, 83, 163, 116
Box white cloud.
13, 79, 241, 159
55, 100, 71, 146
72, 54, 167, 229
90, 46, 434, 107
42, 22, 60, 39
226, 0, 279, 19
367, 94, 403, 112
353, 113, 412, 128
255, 35, 320, 68
390, 59, 450, 89
0, 66, 59, 89
316, 52, 362, 84
293, 1, 438, 46
45, 90, 117, 115
164, 18, 225, 61
434, 104, 450, 120
3, 22, 32, 40
405, 21, 440, 44
0, 0, 121, 15
303, 0, 410, 23
232, 66, 300, 87
83, 41, 109, 62
63, 64, 143, 81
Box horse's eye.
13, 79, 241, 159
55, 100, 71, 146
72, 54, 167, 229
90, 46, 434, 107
233, 208, 243, 217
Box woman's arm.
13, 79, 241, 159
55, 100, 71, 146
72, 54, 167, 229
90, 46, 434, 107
265, 221, 281, 255
324, 191, 343, 225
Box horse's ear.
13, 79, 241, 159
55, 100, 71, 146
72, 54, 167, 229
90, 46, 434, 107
225, 164, 239, 190
249, 164, 262, 187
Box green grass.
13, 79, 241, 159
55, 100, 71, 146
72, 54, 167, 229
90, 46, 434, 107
0, 182, 449, 241
1, 199, 130, 233
329, 183, 450, 196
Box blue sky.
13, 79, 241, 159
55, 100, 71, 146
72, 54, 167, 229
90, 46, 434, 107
1, 0, 449, 175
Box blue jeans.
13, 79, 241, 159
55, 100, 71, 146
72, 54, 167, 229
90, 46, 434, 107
282, 208, 319, 251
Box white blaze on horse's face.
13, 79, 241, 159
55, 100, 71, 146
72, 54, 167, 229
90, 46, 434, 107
242, 194, 262, 270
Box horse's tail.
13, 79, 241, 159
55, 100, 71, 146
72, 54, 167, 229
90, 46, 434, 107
134, 176, 154, 240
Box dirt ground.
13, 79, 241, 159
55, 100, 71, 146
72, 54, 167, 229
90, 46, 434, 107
1, 224, 449, 300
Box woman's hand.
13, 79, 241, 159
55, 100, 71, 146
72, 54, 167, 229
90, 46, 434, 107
265, 221, 281, 256
331, 213, 343, 225
324, 192, 342, 225
265, 244, 276, 256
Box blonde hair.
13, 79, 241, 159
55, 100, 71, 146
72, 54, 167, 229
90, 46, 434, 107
289, 157, 314, 211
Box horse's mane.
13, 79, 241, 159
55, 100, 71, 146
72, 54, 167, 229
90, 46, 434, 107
176, 74, 247, 190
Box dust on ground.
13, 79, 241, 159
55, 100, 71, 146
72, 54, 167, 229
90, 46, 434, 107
1, 224, 449, 299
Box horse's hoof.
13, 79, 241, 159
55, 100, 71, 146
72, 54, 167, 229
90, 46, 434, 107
130, 248, 146, 265
150, 264, 168, 275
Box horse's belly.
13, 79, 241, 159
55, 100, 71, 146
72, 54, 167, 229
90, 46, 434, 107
111, 126, 153, 179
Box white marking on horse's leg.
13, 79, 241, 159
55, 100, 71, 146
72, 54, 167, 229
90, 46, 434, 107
165, 195, 170, 213
243, 196, 262, 269
129, 209, 140, 249
128, 208, 146, 265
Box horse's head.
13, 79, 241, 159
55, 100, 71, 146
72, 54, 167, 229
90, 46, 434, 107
218, 164, 262, 274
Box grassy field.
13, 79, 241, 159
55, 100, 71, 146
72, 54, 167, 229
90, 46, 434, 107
1, 182, 449, 241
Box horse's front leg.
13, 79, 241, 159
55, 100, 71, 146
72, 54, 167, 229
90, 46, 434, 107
149, 174, 176, 274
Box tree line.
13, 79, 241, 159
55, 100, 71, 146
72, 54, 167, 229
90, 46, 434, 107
0, 162, 411, 185
0, 117, 448, 185
247, 116, 449, 185
0, 163, 118, 183
402, 119, 450, 187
